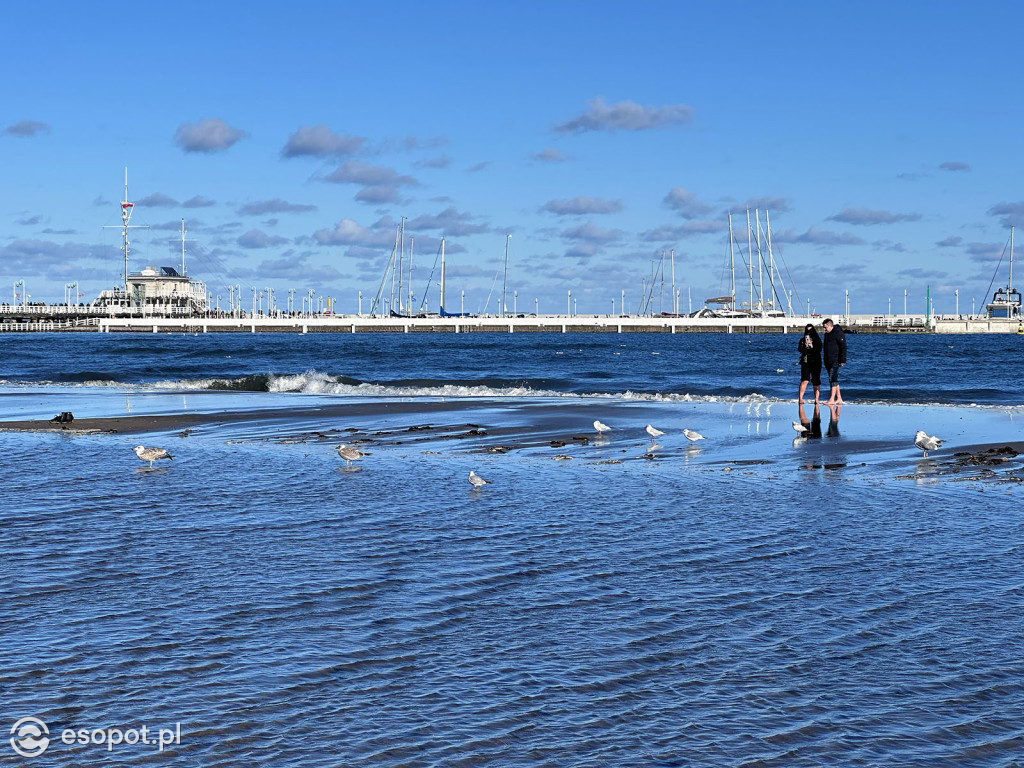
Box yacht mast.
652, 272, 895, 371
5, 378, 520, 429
398, 217, 406, 313
440, 237, 446, 311
746, 209, 753, 314
670, 249, 676, 314
756, 209, 764, 315
728, 213, 735, 311
660, 250, 665, 313
1003, 225, 1011, 294
501, 234, 511, 317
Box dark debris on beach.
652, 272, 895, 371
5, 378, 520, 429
897, 445, 1024, 484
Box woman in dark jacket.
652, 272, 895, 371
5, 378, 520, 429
798, 323, 822, 403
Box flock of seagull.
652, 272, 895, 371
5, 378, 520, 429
130, 420, 948, 487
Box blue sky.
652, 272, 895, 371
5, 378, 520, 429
2, 1, 1022, 315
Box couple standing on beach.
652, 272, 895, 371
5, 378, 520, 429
797, 319, 847, 404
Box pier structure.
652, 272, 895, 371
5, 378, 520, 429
1, 304, 1019, 333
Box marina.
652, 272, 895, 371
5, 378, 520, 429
5, 173, 1023, 335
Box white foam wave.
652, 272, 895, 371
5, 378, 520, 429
2, 371, 1024, 412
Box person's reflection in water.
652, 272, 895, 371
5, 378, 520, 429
826, 404, 842, 437
797, 402, 823, 438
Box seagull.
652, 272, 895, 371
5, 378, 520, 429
914, 430, 943, 458
469, 470, 491, 490
682, 429, 705, 443
337, 444, 366, 467
134, 445, 173, 468
594, 420, 611, 433
792, 421, 809, 435
645, 424, 665, 439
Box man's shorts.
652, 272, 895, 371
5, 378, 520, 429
826, 362, 841, 387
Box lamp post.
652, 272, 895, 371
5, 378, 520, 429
460, 290, 465, 315
955, 289, 959, 317
904, 289, 907, 316
567, 289, 571, 316
358, 291, 363, 317
307, 289, 315, 317
535, 297, 538, 315
514, 290, 517, 316
622, 290, 626, 317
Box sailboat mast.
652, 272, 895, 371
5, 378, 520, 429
728, 213, 735, 311
660, 250, 665, 314
671, 249, 676, 314
409, 237, 414, 313
1003, 227, 1011, 292
501, 234, 510, 317
398, 217, 406, 313
756, 209, 765, 315
746, 209, 753, 314
440, 238, 446, 311
765, 209, 784, 314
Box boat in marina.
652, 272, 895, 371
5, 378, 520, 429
985, 227, 1021, 319
703, 210, 794, 318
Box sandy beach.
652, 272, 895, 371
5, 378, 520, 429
3, 395, 1022, 485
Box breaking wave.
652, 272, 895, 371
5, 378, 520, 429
2, 370, 1022, 411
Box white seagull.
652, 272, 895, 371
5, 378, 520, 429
914, 430, 943, 458
594, 420, 612, 433
645, 424, 665, 439
134, 445, 173, 468
682, 429, 705, 443
468, 470, 491, 490
337, 444, 366, 467
792, 421, 809, 435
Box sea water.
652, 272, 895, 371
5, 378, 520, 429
1, 332, 1022, 766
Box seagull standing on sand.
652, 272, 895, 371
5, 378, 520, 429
682, 429, 705, 443
469, 470, 491, 490
134, 445, 173, 468
645, 424, 665, 439
792, 421, 809, 435
594, 420, 611, 434
914, 430, 943, 458
337, 444, 366, 467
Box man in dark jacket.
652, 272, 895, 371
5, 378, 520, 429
822, 318, 847, 404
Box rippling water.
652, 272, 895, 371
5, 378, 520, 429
1, 330, 1022, 405
2, 334, 1023, 765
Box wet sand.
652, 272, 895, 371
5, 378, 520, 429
4, 396, 1020, 485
